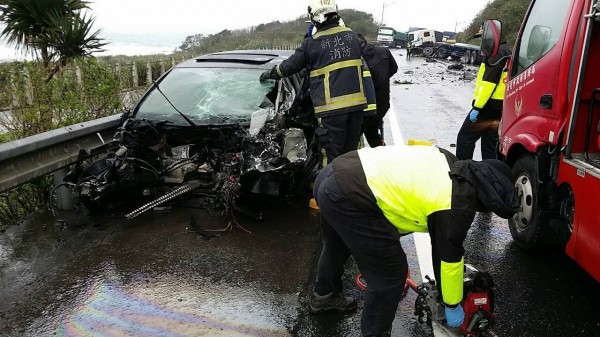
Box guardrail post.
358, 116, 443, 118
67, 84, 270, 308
115, 62, 122, 87
53, 168, 74, 211
75, 66, 83, 86
171, 57, 176, 69
160, 60, 165, 75
146, 61, 152, 84
132, 62, 139, 87
23, 68, 32, 106
11, 73, 19, 108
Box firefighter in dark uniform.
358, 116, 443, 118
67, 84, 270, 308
260, 0, 367, 164
358, 34, 398, 147
456, 28, 512, 160
310, 145, 519, 336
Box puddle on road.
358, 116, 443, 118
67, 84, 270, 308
30, 276, 292, 337
0, 204, 323, 337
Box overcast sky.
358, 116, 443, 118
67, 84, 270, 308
0, 0, 490, 58
89, 0, 489, 40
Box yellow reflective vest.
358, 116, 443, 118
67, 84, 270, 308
473, 44, 511, 110
333, 146, 476, 305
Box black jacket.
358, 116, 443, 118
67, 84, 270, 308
361, 44, 398, 112
450, 159, 520, 219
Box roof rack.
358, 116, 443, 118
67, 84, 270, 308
195, 53, 277, 64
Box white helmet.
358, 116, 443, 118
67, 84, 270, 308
308, 0, 338, 24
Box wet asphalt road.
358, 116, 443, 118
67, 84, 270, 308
1, 51, 600, 337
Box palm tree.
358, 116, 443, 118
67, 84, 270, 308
0, 0, 106, 81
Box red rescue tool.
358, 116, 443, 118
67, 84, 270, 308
357, 264, 496, 337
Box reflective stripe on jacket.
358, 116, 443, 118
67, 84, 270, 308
275, 24, 367, 117
362, 61, 377, 117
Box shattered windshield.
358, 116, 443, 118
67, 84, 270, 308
135, 67, 277, 125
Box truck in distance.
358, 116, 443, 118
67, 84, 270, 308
408, 28, 481, 64
376, 26, 408, 48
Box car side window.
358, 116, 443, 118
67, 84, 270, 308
513, 0, 571, 75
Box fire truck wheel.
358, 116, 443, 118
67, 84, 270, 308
557, 184, 575, 244
509, 154, 544, 249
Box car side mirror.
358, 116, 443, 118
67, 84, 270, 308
481, 19, 502, 57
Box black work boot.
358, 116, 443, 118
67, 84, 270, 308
379, 328, 392, 337
309, 292, 357, 314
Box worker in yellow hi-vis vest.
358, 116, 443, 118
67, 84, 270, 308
310, 145, 519, 336
456, 26, 511, 160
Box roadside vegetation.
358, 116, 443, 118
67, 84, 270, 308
0, 0, 110, 230
0, 0, 106, 81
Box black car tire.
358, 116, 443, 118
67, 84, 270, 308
423, 46, 435, 58
462, 50, 471, 64
437, 47, 448, 59
471, 50, 479, 65
509, 154, 545, 249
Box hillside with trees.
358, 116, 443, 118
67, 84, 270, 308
457, 0, 530, 46
178, 9, 379, 54
177, 2, 531, 55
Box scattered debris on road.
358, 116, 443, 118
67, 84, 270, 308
394, 80, 414, 85
448, 63, 465, 71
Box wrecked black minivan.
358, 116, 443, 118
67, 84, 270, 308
63, 51, 319, 219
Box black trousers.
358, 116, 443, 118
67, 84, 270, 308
455, 106, 501, 160
317, 111, 363, 164
362, 106, 389, 148
313, 164, 408, 337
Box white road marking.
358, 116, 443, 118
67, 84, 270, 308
387, 100, 404, 145
387, 99, 435, 283
389, 96, 453, 337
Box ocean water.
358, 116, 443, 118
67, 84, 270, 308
0, 40, 179, 61
94, 41, 177, 57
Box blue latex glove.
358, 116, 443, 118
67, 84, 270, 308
445, 304, 465, 327
469, 108, 480, 122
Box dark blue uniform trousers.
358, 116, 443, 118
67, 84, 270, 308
313, 164, 408, 337
318, 111, 363, 164
455, 106, 501, 160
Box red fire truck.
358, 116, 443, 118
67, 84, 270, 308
483, 0, 600, 282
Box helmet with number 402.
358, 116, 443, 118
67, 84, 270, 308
308, 0, 338, 24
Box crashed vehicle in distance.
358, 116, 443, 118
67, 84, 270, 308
63, 51, 319, 219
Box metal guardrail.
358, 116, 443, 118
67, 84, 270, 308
0, 114, 122, 193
